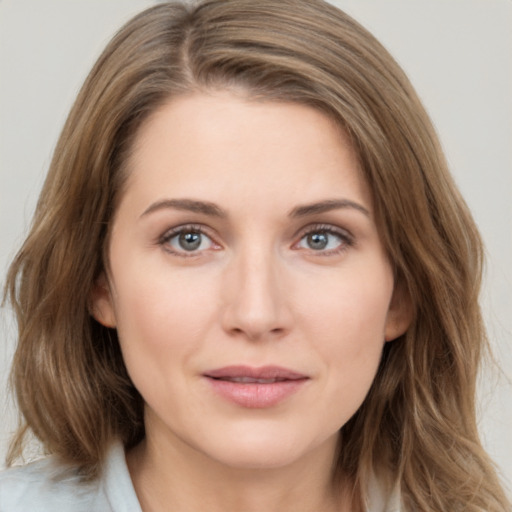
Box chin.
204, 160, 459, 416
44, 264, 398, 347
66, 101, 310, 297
213, 445, 306, 470
194, 424, 336, 471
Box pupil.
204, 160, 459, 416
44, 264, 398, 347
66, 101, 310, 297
308, 232, 328, 250
179, 232, 201, 251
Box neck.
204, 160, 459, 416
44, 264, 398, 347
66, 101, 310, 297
127, 432, 357, 512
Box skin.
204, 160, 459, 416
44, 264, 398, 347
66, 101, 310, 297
92, 91, 410, 512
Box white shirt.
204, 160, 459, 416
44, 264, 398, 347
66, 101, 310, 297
0, 441, 400, 511
0, 442, 141, 512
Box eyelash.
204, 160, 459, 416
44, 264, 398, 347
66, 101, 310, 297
158, 223, 354, 257
158, 224, 219, 258
294, 223, 354, 256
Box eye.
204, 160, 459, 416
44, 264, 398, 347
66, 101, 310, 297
160, 225, 219, 255
295, 225, 352, 254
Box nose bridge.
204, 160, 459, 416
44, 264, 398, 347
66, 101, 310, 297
222, 240, 290, 340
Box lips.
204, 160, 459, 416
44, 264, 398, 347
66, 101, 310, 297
217, 376, 289, 384
203, 366, 309, 408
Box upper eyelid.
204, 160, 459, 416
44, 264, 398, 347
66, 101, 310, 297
159, 223, 214, 241
292, 224, 355, 254
159, 222, 350, 236
158, 224, 220, 257
294, 223, 353, 240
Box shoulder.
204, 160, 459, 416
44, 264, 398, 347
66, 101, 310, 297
0, 456, 102, 512
366, 472, 401, 512
0, 441, 141, 512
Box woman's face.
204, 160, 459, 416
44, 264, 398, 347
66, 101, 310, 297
93, 91, 409, 470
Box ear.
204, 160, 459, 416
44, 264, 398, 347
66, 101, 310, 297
384, 281, 413, 342
89, 273, 117, 328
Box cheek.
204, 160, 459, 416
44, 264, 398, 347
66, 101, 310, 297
111, 266, 217, 385
296, 264, 392, 392
299, 264, 392, 340
114, 259, 213, 334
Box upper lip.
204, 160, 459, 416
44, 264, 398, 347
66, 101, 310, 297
203, 365, 308, 381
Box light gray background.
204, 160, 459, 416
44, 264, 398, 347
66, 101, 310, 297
1, 0, 511, 492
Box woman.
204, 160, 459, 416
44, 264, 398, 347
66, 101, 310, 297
1, 1, 510, 510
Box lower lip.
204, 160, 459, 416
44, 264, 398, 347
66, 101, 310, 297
204, 378, 308, 408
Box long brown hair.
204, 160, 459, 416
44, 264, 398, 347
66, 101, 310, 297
4, 1, 510, 510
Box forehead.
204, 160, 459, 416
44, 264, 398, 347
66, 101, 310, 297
121, 91, 371, 216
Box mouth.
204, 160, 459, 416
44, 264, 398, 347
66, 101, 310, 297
203, 366, 309, 408
213, 376, 292, 384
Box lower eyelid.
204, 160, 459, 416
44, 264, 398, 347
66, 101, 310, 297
303, 235, 347, 249
158, 225, 217, 252
158, 224, 353, 256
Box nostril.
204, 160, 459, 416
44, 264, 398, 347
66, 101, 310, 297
228, 325, 286, 342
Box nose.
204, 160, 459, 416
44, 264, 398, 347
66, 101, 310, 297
221, 246, 293, 342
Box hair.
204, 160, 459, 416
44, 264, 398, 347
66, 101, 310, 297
4, 1, 510, 510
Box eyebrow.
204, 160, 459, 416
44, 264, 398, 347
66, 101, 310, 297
140, 198, 227, 218
140, 197, 369, 219
289, 199, 370, 218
